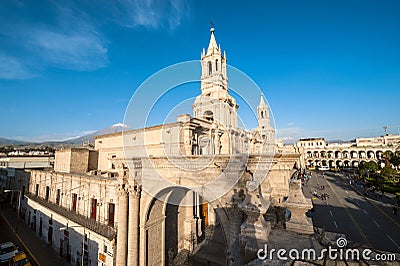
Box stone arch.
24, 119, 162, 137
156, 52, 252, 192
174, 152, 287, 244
144, 187, 194, 266
208, 61, 212, 75
198, 136, 212, 155
344, 160, 350, 167
359, 150, 366, 159
367, 150, 375, 159
376, 150, 383, 160
321, 159, 328, 166
351, 160, 359, 168
350, 150, 358, 159
203, 110, 214, 122
335, 150, 341, 159
328, 160, 335, 169
343, 150, 349, 159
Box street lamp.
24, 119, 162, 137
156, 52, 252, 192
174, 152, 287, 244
4, 189, 22, 233
59, 225, 86, 266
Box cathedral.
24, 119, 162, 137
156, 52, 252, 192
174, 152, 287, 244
23, 28, 302, 266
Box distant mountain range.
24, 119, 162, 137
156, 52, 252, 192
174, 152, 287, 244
2, 124, 352, 148
0, 137, 29, 145
64, 123, 127, 145
0, 123, 126, 147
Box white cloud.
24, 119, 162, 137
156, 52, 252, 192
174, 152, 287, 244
0, 54, 35, 80
29, 28, 108, 71
115, 0, 187, 30
0, 2, 108, 80
0, 0, 187, 80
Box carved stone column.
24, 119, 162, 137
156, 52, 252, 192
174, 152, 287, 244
116, 186, 129, 266
239, 180, 271, 264
283, 179, 314, 234
127, 185, 141, 266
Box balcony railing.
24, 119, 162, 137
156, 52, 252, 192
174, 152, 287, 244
25, 192, 116, 240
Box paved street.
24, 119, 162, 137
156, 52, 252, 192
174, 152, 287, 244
0, 210, 37, 266
0, 205, 67, 266
304, 170, 400, 253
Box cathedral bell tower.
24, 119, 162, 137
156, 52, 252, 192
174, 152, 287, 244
193, 28, 238, 129
257, 95, 275, 142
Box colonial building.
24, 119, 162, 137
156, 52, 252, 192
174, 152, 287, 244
21, 28, 301, 266
296, 135, 400, 169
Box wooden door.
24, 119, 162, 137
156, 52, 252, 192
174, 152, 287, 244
91, 198, 97, 220
202, 202, 208, 227
108, 203, 115, 226
72, 194, 77, 212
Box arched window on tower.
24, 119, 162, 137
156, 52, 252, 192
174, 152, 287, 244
204, 110, 214, 122
208, 61, 212, 75
215, 59, 218, 71
261, 111, 264, 118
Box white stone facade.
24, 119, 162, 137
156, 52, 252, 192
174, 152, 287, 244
23, 169, 117, 265
296, 136, 399, 169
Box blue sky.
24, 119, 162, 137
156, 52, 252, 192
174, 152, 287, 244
0, 0, 399, 142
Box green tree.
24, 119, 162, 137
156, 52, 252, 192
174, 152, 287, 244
360, 161, 379, 175
382, 151, 394, 167
381, 165, 397, 181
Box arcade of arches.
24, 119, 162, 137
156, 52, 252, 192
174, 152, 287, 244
302, 148, 395, 169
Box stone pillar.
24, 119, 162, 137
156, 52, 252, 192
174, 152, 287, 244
239, 180, 271, 264
194, 192, 203, 238
127, 186, 141, 266
10, 191, 14, 205
283, 179, 314, 235
116, 186, 128, 266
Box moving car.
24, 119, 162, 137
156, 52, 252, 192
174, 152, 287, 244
10, 251, 31, 266
0, 242, 18, 263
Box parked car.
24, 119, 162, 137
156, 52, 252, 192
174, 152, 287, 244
10, 251, 31, 266
318, 165, 329, 171
0, 242, 18, 263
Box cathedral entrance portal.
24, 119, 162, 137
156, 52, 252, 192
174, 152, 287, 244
144, 187, 204, 265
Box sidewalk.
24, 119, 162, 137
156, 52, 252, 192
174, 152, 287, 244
0, 206, 68, 266
351, 179, 397, 206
